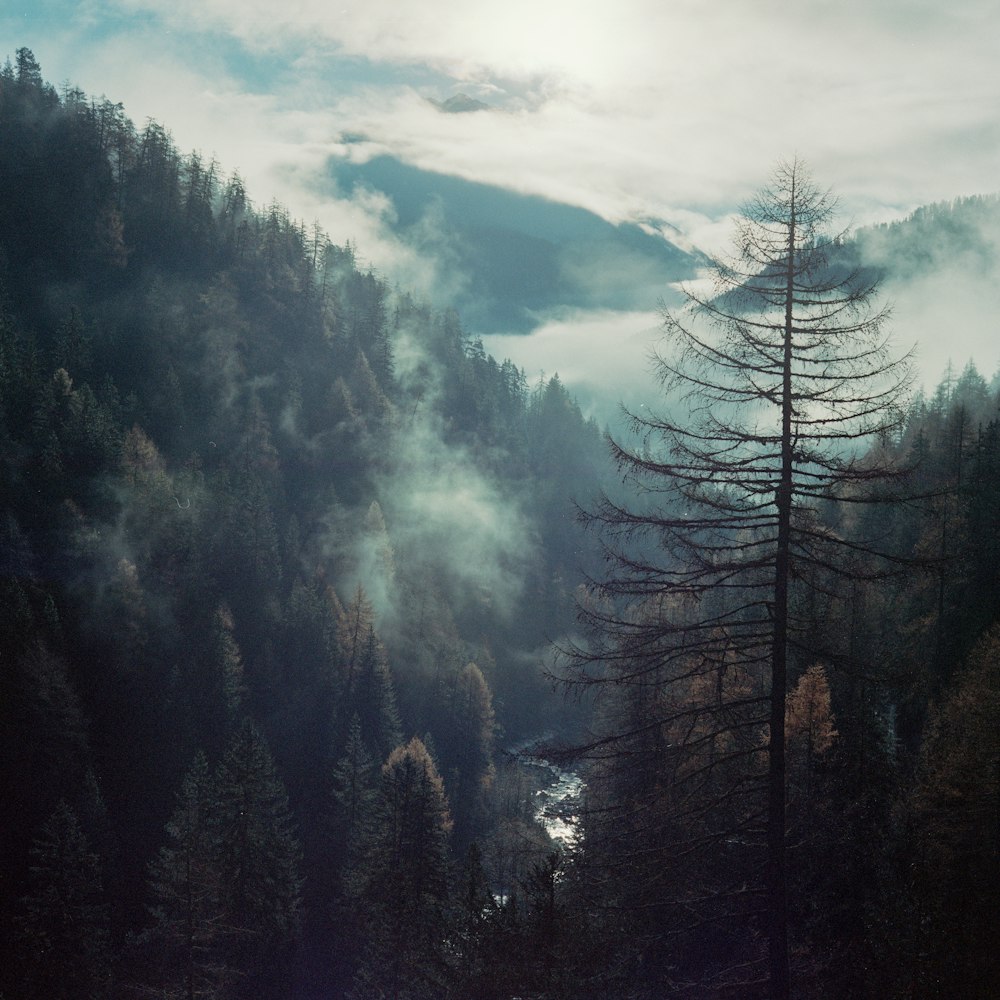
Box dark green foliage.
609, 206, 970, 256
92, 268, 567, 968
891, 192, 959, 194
434, 661, 497, 848
145, 752, 231, 999
0, 638, 88, 812
330, 715, 380, 864
895, 629, 1000, 999
212, 721, 303, 954
269, 580, 340, 801
350, 737, 453, 1000
337, 586, 404, 761
1, 47, 603, 998
0, 571, 93, 954
181, 606, 246, 761
142, 736, 303, 998
14, 800, 109, 1000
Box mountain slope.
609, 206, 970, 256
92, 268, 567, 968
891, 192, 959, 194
330, 153, 702, 331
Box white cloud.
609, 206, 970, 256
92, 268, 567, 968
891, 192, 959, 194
6, 0, 998, 387
485, 308, 666, 425
884, 266, 1000, 392
14, 0, 999, 239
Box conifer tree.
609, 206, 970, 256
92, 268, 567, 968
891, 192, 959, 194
569, 159, 913, 998
353, 737, 453, 1000
146, 751, 230, 1000
785, 664, 838, 786
212, 721, 303, 979
327, 715, 383, 984
16, 800, 109, 1000
449, 842, 518, 1000
338, 586, 402, 760
331, 715, 380, 861
438, 661, 496, 847
906, 628, 1000, 995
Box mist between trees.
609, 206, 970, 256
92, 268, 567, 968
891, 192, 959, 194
2, 50, 999, 1000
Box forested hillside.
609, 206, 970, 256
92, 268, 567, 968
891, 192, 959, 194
853, 193, 1000, 280
0, 50, 608, 998
2, 50, 999, 1000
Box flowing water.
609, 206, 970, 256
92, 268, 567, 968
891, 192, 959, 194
532, 761, 584, 849
508, 737, 585, 849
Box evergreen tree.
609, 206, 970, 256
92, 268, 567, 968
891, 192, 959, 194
904, 628, 1000, 997
212, 721, 303, 988
326, 715, 382, 987
1, 639, 89, 840
437, 661, 496, 848
331, 715, 380, 866
338, 586, 403, 760
352, 737, 453, 1000
15, 800, 109, 1000
145, 752, 230, 1000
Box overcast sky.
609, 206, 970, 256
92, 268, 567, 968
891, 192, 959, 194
4, 0, 999, 389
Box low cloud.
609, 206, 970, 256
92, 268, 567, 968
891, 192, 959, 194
380, 415, 534, 614
485, 308, 668, 427
884, 271, 1000, 391
339, 317, 541, 627
14, 0, 999, 253
8, 0, 999, 401
852, 202, 1000, 388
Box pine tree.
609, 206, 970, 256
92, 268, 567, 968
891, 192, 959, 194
331, 715, 380, 865
146, 752, 230, 1000
338, 586, 402, 760
327, 715, 382, 986
438, 661, 496, 848
906, 628, 1000, 996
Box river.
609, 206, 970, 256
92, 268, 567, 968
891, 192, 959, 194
533, 761, 584, 849
508, 737, 585, 850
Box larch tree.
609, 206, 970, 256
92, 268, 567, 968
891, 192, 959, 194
785, 664, 838, 789
352, 736, 453, 1000
570, 159, 913, 998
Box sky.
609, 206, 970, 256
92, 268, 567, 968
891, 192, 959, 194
4, 0, 1000, 395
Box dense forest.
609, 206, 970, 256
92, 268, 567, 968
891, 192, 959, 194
1, 49, 998, 1000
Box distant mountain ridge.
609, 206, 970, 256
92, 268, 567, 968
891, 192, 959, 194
430, 93, 492, 114
850, 193, 1000, 279
328, 154, 1000, 338
714, 192, 1000, 318
328, 154, 703, 332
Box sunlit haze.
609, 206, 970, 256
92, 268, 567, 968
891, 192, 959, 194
6, 0, 999, 393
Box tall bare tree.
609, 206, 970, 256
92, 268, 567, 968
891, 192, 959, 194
570, 159, 913, 998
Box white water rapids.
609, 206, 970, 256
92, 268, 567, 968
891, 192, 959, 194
508, 737, 585, 850
533, 762, 584, 849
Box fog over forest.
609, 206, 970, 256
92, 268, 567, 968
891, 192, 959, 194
1, 41, 999, 1000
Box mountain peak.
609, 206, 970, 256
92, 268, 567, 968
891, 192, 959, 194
432, 93, 491, 114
